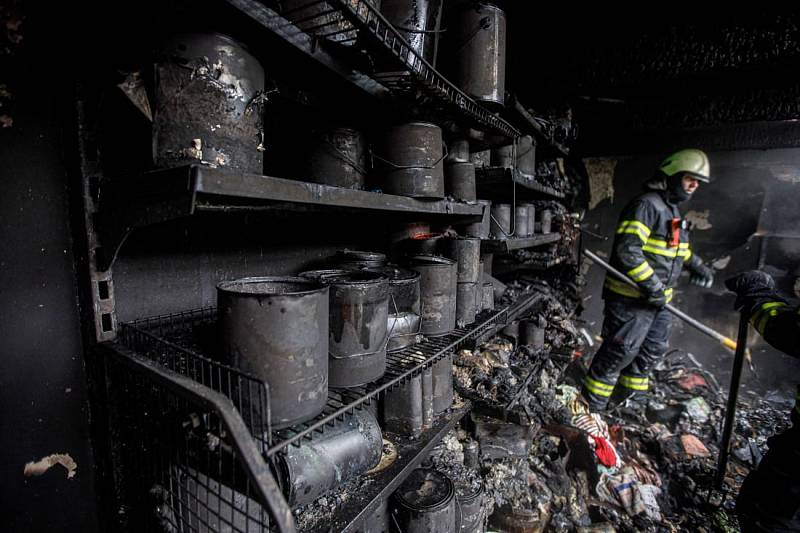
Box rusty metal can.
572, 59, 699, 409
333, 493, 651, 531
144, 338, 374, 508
217, 277, 328, 429
456, 282, 479, 325
306, 127, 367, 189
541, 209, 553, 234
442, 238, 481, 283
153, 33, 265, 173
481, 282, 494, 311
276, 409, 383, 506
377, 122, 445, 199
432, 353, 454, 414
457, 481, 486, 533
445, 161, 477, 202
490, 203, 511, 239
383, 372, 424, 436
514, 204, 529, 238
408, 255, 457, 336
524, 204, 536, 236
300, 270, 390, 387
448, 3, 506, 108
446, 138, 470, 163
393, 469, 458, 533
491, 144, 514, 168
465, 199, 492, 239
517, 135, 536, 178
422, 365, 434, 429
380, 0, 443, 62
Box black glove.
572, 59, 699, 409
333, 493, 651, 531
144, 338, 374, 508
689, 263, 714, 288
645, 287, 668, 308
724, 271, 782, 312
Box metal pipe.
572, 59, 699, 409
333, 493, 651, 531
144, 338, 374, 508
583, 249, 740, 351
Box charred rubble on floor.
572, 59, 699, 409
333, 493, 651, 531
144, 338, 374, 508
430, 277, 790, 532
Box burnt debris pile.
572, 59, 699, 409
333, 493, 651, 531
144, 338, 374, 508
420, 278, 791, 532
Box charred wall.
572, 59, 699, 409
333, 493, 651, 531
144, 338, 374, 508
0, 3, 99, 530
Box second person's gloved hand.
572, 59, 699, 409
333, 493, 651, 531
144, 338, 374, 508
725, 271, 782, 312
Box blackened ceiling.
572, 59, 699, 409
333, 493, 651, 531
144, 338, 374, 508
505, 6, 800, 155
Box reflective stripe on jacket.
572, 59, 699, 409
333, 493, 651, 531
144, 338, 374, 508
749, 300, 800, 358
603, 191, 703, 301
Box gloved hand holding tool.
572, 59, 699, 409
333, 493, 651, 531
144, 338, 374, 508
689, 263, 715, 288
585, 249, 741, 352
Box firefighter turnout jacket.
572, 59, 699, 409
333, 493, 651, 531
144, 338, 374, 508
603, 190, 705, 302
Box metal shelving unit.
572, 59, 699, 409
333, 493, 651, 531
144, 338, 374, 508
70, 3, 582, 532
115, 302, 515, 457
226, 0, 520, 141
480, 233, 561, 254
99, 289, 543, 532
96, 165, 484, 271
332, 0, 518, 138
475, 166, 567, 199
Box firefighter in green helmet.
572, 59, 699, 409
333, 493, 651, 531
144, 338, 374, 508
581, 149, 716, 410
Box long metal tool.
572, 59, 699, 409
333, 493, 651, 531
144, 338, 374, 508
584, 249, 740, 352
714, 311, 749, 489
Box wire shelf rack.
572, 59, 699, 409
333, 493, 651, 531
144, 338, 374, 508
105, 289, 542, 532
117, 301, 515, 457
272, 0, 520, 139
102, 345, 291, 532
119, 310, 274, 452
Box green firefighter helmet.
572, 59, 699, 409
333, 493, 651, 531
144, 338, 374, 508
658, 149, 711, 183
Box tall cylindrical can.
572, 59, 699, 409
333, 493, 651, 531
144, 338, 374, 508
525, 204, 536, 236
490, 144, 513, 168
456, 282, 479, 325
432, 353, 454, 414
153, 33, 265, 173
442, 238, 481, 283
448, 3, 506, 108
306, 127, 367, 189
514, 205, 529, 238
481, 282, 494, 311
422, 366, 434, 429
383, 373, 424, 436
377, 122, 445, 199
490, 203, 511, 239
517, 135, 536, 178
380, 0, 443, 62
217, 277, 328, 429
408, 255, 458, 336
446, 138, 470, 163
300, 271, 390, 387
541, 209, 553, 234
445, 161, 477, 202
465, 199, 492, 239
